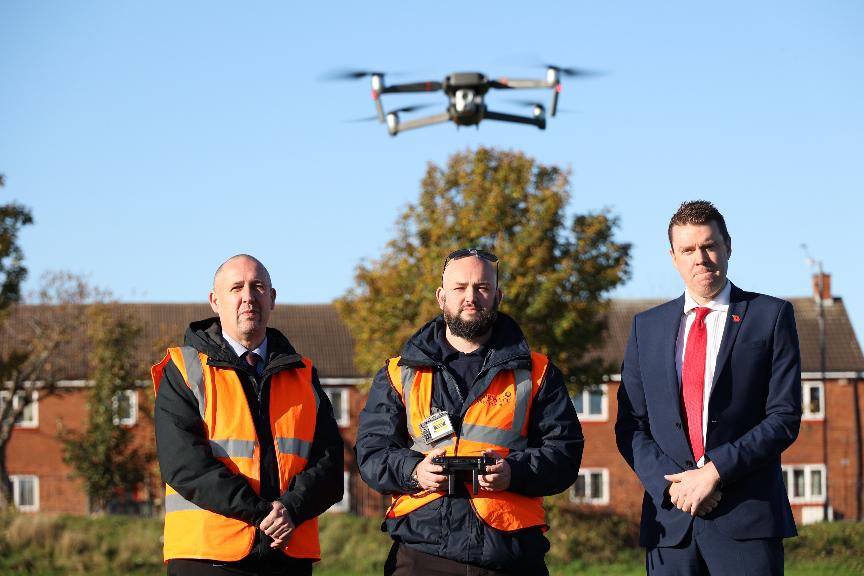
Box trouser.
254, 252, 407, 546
167, 557, 313, 576
646, 517, 784, 575
384, 541, 549, 576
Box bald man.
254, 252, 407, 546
356, 248, 584, 576
153, 254, 343, 576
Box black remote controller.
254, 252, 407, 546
431, 455, 497, 495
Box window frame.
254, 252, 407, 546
112, 389, 138, 426
0, 390, 39, 429
324, 387, 350, 427
569, 468, 610, 506
782, 463, 827, 504
802, 381, 825, 420
571, 384, 608, 422
10, 475, 39, 512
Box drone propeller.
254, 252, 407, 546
319, 68, 405, 81
347, 104, 434, 123
507, 99, 544, 107
507, 99, 577, 114
542, 64, 604, 78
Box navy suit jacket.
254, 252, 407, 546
615, 283, 802, 547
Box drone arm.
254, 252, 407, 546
483, 109, 546, 130
389, 112, 450, 136
381, 81, 443, 94
373, 92, 386, 122
491, 78, 551, 89
550, 84, 560, 117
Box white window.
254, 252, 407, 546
112, 389, 138, 426
328, 471, 351, 513
782, 464, 826, 504
571, 385, 608, 421
570, 468, 609, 505
0, 390, 39, 428
802, 381, 824, 419
11, 475, 39, 512
325, 387, 349, 427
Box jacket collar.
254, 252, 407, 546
184, 317, 304, 370
399, 312, 531, 371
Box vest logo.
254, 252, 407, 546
480, 390, 512, 407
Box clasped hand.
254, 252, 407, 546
412, 448, 511, 492
259, 500, 295, 549
664, 462, 722, 517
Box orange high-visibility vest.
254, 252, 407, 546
385, 351, 550, 532
151, 346, 321, 563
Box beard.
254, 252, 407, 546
443, 296, 499, 341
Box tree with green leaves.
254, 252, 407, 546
60, 303, 149, 514
336, 147, 631, 389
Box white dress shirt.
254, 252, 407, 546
675, 280, 731, 466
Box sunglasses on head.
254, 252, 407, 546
443, 248, 500, 283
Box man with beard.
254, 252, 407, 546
356, 248, 584, 576
153, 254, 344, 575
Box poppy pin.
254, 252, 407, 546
732, 314, 741, 323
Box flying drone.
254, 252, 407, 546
329, 65, 598, 136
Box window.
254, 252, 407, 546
802, 381, 824, 419
113, 390, 138, 426
328, 472, 351, 513
782, 464, 826, 503
0, 391, 38, 428
571, 385, 608, 421
570, 468, 609, 505
11, 475, 39, 512
325, 387, 349, 427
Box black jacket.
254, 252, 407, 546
154, 318, 344, 561
355, 314, 584, 571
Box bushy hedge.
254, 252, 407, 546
786, 520, 864, 571
2, 509, 861, 575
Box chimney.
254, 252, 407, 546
812, 273, 832, 302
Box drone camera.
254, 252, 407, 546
454, 89, 480, 113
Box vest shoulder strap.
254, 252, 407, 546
168, 346, 207, 420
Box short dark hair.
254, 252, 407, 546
667, 200, 731, 249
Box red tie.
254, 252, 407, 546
682, 307, 711, 462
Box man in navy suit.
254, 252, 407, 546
616, 200, 802, 575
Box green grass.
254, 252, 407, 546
1, 511, 862, 575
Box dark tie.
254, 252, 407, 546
682, 307, 711, 462
244, 351, 262, 375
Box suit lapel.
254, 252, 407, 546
665, 295, 686, 406
712, 283, 748, 388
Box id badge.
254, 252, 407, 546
419, 410, 455, 444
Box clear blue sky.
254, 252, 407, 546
2, 2, 863, 344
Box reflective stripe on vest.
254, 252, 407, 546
385, 352, 550, 532
152, 347, 322, 562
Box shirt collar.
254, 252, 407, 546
684, 280, 731, 315
222, 331, 268, 362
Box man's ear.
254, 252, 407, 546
435, 287, 446, 311
270, 287, 276, 309
208, 291, 219, 314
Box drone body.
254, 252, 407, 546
345, 66, 588, 136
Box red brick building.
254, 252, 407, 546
4, 279, 862, 525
